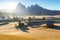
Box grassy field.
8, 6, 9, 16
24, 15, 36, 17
0, 15, 60, 40
0, 34, 36, 40
0, 27, 60, 40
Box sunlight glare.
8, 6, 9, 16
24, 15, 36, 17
0, 2, 18, 13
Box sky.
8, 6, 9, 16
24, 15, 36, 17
0, 0, 60, 10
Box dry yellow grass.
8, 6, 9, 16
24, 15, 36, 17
0, 15, 60, 40
0, 27, 60, 40
0, 34, 36, 40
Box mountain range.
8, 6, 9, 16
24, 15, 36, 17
15, 3, 60, 15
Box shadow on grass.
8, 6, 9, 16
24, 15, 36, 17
15, 22, 44, 32
47, 25, 60, 30
15, 25, 29, 33
0, 22, 9, 26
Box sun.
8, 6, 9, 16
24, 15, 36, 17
5, 2, 17, 10
0, 2, 18, 13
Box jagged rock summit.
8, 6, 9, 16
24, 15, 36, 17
15, 3, 60, 15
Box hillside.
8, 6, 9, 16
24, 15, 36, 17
0, 16, 60, 40
0, 22, 60, 40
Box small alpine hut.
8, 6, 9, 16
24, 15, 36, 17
46, 21, 54, 28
